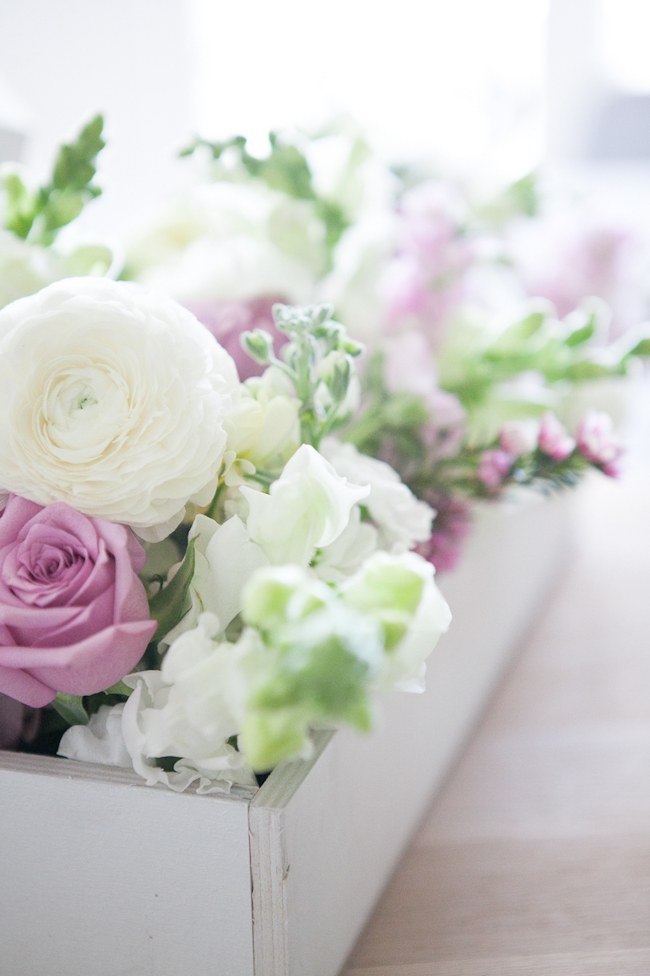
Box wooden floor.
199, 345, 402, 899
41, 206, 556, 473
342, 456, 650, 975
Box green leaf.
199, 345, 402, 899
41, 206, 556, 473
624, 336, 650, 360
51, 114, 105, 192
1, 170, 37, 239
565, 316, 596, 348
487, 310, 547, 355
103, 680, 132, 697
148, 537, 196, 639
2, 114, 106, 244
52, 693, 89, 727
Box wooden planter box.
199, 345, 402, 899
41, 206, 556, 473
0, 492, 573, 976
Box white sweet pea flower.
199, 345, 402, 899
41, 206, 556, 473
240, 444, 370, 565
164, 514, 269, 644
58, 703, 132, 768
119, 615, 257, 793
321, 438, 434, 553
0, 277, 240, 541
314, 506, 379, 583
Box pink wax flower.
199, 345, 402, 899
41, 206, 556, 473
415, 492, 472, 574
477, 449, 514, 491
576, 411, 624, 476
187, 294, 287, 380
499, 420, 539, 457
0, 496, 156, 708
538, 412, 575, 461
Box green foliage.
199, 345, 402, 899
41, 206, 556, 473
241, 303, 364, 448
2, 114, 105, 245
180, 130, 349, 252
148, 538, 196, 640
52, 693, 90, 727
343, 350, 430, 459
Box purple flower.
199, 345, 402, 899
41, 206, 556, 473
477, 449, 514, 491
187, 294, 287, 379
538, 412, 575, 461
415, 492, 472, 573
576, 411, 624, 476
0, 496, 156, 708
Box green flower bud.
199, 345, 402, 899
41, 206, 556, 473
241, 329, 275, 365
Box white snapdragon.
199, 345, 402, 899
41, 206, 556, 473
240, 444, 369, 565
0, 278, 240, 541
342, 551, 452, 692
223, 368, 300, 486
321, 438, 434, 552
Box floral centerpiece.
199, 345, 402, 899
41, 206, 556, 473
0, 269, 451, 790
1, 116, 647, 782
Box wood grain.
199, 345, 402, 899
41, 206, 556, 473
342, 461, 650, 976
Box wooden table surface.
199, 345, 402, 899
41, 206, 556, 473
342, 458, 650, 976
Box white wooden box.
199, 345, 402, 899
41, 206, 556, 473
0, 492, 573, 976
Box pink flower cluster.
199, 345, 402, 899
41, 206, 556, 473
383, 181, 476, 346
575, 411, 624, 477
415, 491, 472, 574
477, 410, 623, 492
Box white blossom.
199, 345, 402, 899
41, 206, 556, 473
321, 438, 434, 552
0, 277, 239, 540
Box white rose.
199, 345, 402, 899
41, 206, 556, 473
321, 438, 434, 553
240, 444, 370, 565
0, 277, 239, 540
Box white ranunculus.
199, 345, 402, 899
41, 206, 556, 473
240, 444, 370, 565
0, 277, 240, 540
321, 438, 434, 553
119, 614, 257, 793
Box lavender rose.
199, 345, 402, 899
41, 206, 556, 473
0, 496, 156, 708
